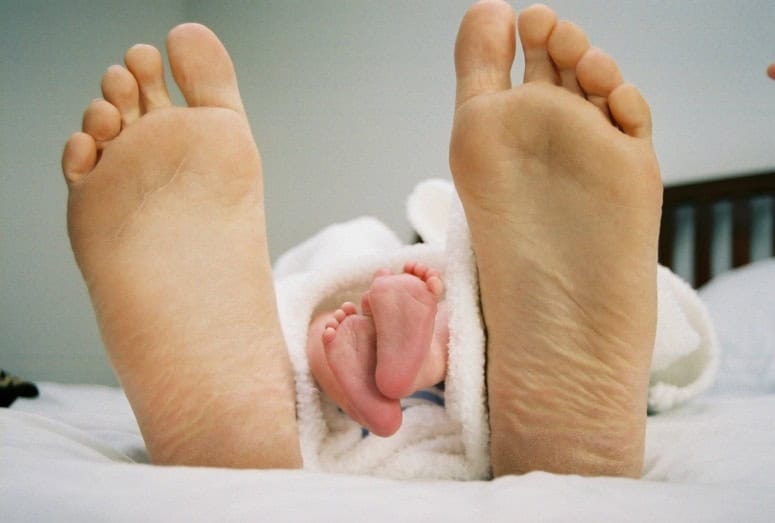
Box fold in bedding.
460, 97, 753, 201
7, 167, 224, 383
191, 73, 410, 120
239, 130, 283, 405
273, 179, 720, 480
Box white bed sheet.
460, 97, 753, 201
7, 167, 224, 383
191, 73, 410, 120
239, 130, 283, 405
4, 383, 775, 522
5, 260, 775, 521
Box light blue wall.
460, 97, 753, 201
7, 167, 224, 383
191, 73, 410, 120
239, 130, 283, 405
1, 0, 188, 385
1, 1, 774, 384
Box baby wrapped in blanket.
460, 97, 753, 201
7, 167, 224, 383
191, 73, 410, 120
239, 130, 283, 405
274, 179, 719, 481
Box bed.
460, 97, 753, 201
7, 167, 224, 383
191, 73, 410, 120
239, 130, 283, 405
4, 172, 775, 521
658, 170, 775, 287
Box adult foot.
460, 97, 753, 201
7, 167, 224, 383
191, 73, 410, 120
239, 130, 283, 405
450, 1, 662, 477
62, 24, 301, 468
368, 263, 447, 399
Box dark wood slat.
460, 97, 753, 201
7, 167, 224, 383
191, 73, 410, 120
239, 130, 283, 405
771, 195, 775, 257
664, 170, 775, 206
694, 203, 712, 287
732, 198, 751, 268
662, 170, 775, 288
658, 208, 674, 269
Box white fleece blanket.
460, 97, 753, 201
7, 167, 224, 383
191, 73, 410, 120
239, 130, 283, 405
273, 179, 719, 481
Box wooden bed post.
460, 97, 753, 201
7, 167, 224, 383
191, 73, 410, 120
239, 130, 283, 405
732, 198, 751, 269
694, 203, 712, 288
659, 170, 775, 288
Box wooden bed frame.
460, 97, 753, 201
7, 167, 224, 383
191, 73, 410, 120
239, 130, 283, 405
659, 170, 775, 287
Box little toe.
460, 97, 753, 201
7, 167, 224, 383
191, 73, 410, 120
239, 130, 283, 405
101, 65, 141, 127
576, 47, 624, 119
166, 23, 245, 113
454, 0, 516, 108
62, 132, 97, 184
609, 83, 652, 139
518, 4, 559, 84
124, 44, 173, 112
82, 99, 122, 144
546, 20, 589, 95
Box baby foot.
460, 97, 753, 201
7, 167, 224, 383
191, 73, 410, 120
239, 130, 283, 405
319, 303, 403, 437
62, 24, 300, 468
450, 2, 662, 477
305, 263, 449, 436
367, 262, 446, 399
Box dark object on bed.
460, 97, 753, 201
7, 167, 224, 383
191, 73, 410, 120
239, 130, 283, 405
0, 369, 39, 407
659, 170, 775, 288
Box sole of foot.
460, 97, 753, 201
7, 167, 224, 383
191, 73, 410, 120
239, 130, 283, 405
320, 302, 403, 437
450, 1, 662, 477
368, 263, 445, 399
62, 24, 301, 468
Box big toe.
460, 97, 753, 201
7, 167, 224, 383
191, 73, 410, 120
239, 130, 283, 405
454, 0, 516, 109
166, 23, 245, 113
